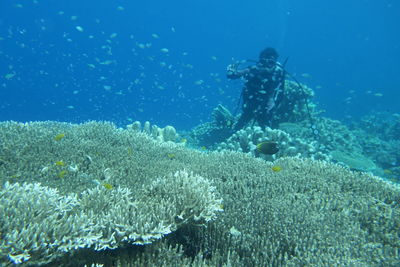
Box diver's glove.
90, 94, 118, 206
226, 63, 238, 74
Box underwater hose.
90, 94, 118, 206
278, 59, 319, 139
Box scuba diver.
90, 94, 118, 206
227, 47, 285, 130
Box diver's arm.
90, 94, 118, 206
226, 64, 250, 79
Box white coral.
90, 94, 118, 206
0, 170, 223, 265
217, 126, 330, 161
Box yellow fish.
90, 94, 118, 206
58, 170, 67, 178
102, 183, 113, 190
167, 153, 176, 159
54, 133, 65, 141
55, 161, 65, 166
271, 165, 282, 172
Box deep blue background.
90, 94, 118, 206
1, 0, 399, 130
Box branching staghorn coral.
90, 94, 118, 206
1, 121, 399, 266
0, 170, 222, 265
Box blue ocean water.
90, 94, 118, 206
0, 0, 399, 130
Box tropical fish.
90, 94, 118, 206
58, 170, 67, 178
256, 141, 279, 155
54, 133, 65, 141
102, 183, 113, 190
271, 165, 282, 172
4, 73, 16, 80
383, 169, 393, 174
167, 153, 176, 159
55, 161, 65, 166
75, 26, 84, 32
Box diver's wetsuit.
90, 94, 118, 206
227, 62, 285, 130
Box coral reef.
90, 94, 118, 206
0, 182, 91, 265
217, 125, 329, 161
211, 104, 235, 128
1, 170, 222, 265
1, 121, 399, 266
127, 121, 179, 142
190, 112, 386, 175
355, 112, 400, 140
188, 96, 400, 181
348, 112, 400, 179
188, 80, 318, 149
186, 105, 236, 148
278, 118, 384, 173
186, 121, 234, 149
0, 121, 221, 265
270, 80, 318, 127
281, 117, 363, 154
330, 150, 377, 172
